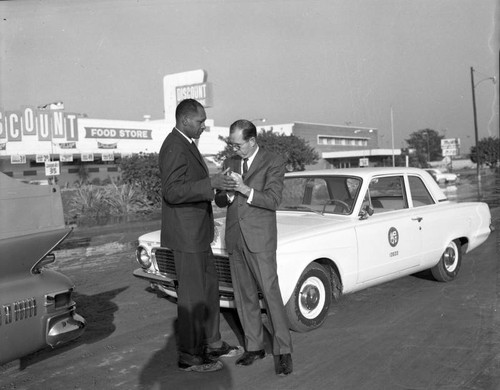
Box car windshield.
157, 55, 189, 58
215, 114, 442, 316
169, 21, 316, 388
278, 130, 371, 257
279, 176, 362, 215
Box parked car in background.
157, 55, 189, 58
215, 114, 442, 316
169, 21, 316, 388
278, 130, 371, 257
425, 168, 459, 184
0, 173, 86, 365
134, 168, 492, 332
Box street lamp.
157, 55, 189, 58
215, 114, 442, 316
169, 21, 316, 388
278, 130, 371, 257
250, 118, 266, 124
470, 66, 496, 200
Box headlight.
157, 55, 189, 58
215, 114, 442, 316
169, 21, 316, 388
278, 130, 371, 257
136, 246, 151, 268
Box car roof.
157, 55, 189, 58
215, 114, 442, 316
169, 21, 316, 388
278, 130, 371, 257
285, 167, 431, 178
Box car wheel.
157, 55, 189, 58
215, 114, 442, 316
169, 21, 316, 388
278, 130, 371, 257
430, 240, 462, 282
285, 263, 335, 332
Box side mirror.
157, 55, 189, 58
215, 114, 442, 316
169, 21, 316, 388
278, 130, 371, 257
359, 205, 374, 220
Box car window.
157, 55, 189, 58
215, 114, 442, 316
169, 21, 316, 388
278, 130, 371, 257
280, 176, 361, 215
408, 175, 435, 207
310, 179, 329, 204
362, 176, 408, 213
281, 177, 308, 206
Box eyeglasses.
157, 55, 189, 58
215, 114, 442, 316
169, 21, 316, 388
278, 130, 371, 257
229, 140, 249, 150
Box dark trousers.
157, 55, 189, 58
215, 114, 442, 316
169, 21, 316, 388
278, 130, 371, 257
229, 232, 292, 355
173, 249, 221, 359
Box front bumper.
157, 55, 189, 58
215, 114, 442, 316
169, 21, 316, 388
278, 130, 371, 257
133, 268, 236, 308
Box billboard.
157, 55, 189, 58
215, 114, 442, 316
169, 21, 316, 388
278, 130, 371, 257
175, 82, 213, 108
441, 138, 460, 156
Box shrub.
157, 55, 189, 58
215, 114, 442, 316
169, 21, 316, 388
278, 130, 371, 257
69, 185, 109, 223
117, 153, 161, 204
103, 183, 147, 215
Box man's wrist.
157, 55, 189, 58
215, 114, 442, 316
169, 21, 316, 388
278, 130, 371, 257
240, 185, 251, 197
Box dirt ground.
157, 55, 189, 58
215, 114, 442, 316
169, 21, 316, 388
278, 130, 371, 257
1, 173, 499, 390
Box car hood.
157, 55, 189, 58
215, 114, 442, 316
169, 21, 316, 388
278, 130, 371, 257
213, 211, 350, 252
139, 212, 352, 253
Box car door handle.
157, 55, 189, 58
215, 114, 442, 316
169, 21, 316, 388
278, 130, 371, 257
412, 217, 423, 222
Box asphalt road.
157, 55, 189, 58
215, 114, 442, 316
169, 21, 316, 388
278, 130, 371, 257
1, 188, 499, 389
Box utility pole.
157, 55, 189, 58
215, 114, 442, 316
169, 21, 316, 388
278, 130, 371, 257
390, 107, 395, 167
470, 67, 481, 201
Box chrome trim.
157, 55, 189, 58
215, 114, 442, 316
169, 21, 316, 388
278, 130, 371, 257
9, 298, 37, 322
3, 305, 12, 324
31, 228, 73, 274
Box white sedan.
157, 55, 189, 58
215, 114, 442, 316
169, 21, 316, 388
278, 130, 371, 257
134, 167, 493, 332
425, 168, 459, 184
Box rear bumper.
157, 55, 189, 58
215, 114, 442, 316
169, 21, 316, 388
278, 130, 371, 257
46, 310, 86, 348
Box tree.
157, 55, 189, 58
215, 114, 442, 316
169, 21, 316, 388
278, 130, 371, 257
405, 129, 443, 167
469, 137, 499, 168
215, 130, 319, 171
118, 153, 161, 204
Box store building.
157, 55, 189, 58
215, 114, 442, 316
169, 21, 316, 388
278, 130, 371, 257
253, 122, 401, 169
0, 69, 400, 185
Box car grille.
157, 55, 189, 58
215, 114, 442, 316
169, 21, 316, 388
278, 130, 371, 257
154, 248, 233, 288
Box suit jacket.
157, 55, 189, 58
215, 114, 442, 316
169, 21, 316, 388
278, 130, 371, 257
215, 148, 286, 253
159, 129, 214, 252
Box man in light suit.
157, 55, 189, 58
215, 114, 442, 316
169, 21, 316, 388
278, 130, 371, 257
215, 119, 293, 376
159, 99, 242, 373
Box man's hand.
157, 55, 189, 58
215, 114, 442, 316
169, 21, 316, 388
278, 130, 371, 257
211, 169, 237, 191
230, 172, 251, 197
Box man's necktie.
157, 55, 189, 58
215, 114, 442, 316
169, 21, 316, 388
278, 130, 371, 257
243, 158, 249, 174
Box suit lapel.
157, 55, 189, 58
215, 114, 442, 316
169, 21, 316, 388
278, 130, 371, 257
243, 148, 265, 180
173, 130, 209, 174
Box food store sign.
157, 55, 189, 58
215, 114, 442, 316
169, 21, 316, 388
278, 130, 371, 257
0, 107, 155, 143
84, 127, 152, 140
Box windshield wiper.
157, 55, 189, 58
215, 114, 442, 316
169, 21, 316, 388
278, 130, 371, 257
280, 205, 324, 216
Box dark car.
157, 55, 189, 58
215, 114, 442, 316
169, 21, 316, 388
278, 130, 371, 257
0, 172, 86, 365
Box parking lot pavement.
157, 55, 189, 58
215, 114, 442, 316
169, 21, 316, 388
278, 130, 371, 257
1, 207, 499, 390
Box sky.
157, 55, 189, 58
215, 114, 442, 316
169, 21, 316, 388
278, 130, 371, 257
1, 0, 498, 153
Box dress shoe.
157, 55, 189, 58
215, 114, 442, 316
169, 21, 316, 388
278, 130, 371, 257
276, 353, 293, 376
178, 355, 223, 372
235, 350, 266, 366
206, 341, 244, 359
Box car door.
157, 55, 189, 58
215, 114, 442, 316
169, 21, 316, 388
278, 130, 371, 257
355, 175, 422, 283
406, 174, 449, 266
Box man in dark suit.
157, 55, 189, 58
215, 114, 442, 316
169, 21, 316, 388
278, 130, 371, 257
215, 119, 293, 376
159, 99, 242, 373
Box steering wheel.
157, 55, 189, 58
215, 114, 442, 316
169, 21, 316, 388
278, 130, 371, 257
322, 199, 350, 214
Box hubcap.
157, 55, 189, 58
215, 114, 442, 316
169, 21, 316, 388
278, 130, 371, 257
298, 276, 326, 319
443, 245, 457, 272
300, 285, 319, 310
